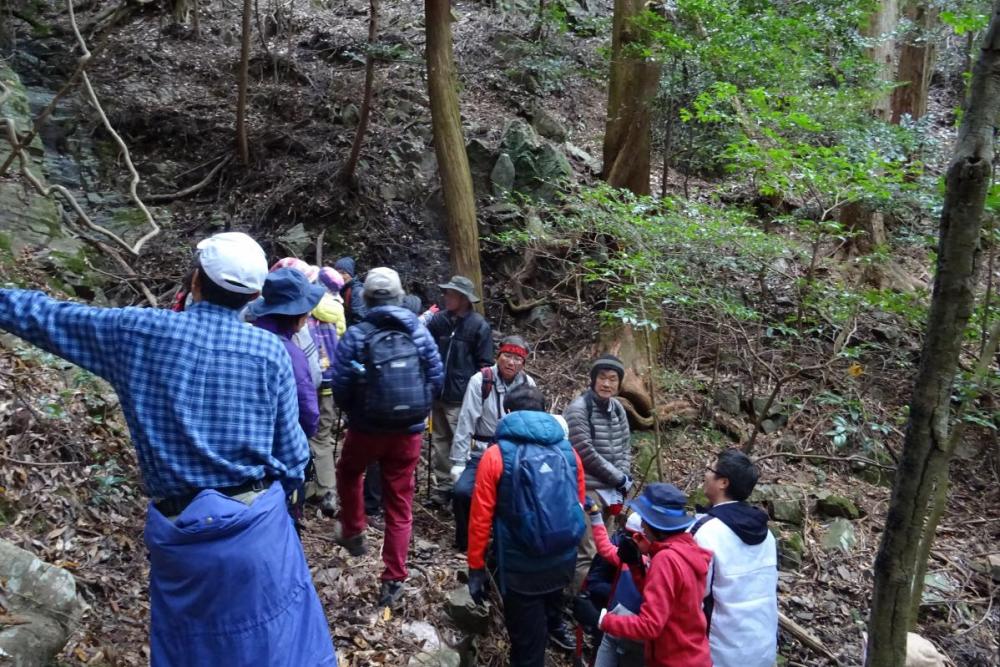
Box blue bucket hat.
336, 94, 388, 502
249, 267, 326, 318
628, 483, 695, 532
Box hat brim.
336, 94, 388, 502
628, 495, 695, 532
438, 282, 481, 303
250, 283, 326, 318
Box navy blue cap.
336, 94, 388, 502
249, 267, 326, 318
333, 256, 356, 277
628, 483, 695, 532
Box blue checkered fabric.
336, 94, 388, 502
0, 290, 310, 498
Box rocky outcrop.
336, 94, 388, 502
0, 539, 87, 667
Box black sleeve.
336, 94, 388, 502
475, 317, 494, 368
427, 312, 446, 338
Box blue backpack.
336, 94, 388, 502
499, 440, 585, 556
357, 321, 431, 430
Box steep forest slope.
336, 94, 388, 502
0, 0, 997, 665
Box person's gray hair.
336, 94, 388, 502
364, 293, 403, 308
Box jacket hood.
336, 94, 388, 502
650, 532, 713, 573
364, 304, 421, 333
496, 411, 565, 446
706, 501, 770, 545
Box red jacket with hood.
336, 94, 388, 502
600, 531, 713, 667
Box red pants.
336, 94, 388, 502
336, 429, 422, 582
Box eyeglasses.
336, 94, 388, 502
498, 352, 525, 365
705, 465, 720, 476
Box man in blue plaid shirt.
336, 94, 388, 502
0, 232, 336, 666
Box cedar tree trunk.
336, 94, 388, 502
602, 0, 661, 195
866, 0, 899, 120
864, 5, 1000, 664
891, 4, 938, 123
425, 0, 483, 306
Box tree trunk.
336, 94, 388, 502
864, 5, 1000, 664
601, 0, 661, 195
865, 0, 899, 120
173, 0, 193, 23
339, 0, 379, 185
908, 319, 1000, 625
891, 4, 938, 123
425, 0, 483, 306
235, 0, 252, 164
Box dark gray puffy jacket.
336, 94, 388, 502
562, 389, 631, 490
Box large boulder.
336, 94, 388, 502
0, 540, 87, 667
0, 63, 61, 256
499, 120, 572, 201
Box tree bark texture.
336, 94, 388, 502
235, 0, 252, 164
865, 0, 899, 120
891, 4, 938, 123
602, 0, 661, 195
339, 0, 379, 184
425, 0, 483, 306
864, 5, 1000, 665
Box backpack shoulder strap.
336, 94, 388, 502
690, 514, 714, 536
480, 366, 494, 402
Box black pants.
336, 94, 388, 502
364, 462, 382, 516
451, 452, 482, 551
502, 588, 564, 667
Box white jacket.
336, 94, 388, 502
692, 504, 779, 667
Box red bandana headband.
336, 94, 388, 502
499, 343, 528, 360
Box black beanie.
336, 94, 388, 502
590, 354, 625, 388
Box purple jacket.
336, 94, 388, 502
254, 317, 320, 437
307, 319, 338, 391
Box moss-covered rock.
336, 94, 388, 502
815, 494, 861, 520
777, 530, 804, 571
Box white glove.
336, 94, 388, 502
449, 464, 466, 483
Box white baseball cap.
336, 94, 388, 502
195, 232, 268, 294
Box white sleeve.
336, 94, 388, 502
450, 373, 484, 464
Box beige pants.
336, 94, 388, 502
307, 393, 337, 498
430, 401, 462, 493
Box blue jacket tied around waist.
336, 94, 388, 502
146, 483, 336, 666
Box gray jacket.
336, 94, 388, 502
563, 389, 631, 490
449, 366, 536, 464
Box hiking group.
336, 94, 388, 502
0, 231, 779, 667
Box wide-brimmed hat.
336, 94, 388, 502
438, 275, 480, 303
627, 483, 695, 532
249, 267, 326, 318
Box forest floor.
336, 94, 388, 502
0, 0, 998, 666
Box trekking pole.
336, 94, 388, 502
425, 414, 433, 499
332, 406, 343, 462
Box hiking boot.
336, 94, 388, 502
335, 531, 367, 557
366, 512, 385, 532
319, 492, 338, 518
548, 621, 576, 652
378, 580, 405, 608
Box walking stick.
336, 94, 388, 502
332, 406, 343, 462
425, 413, 433, 499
